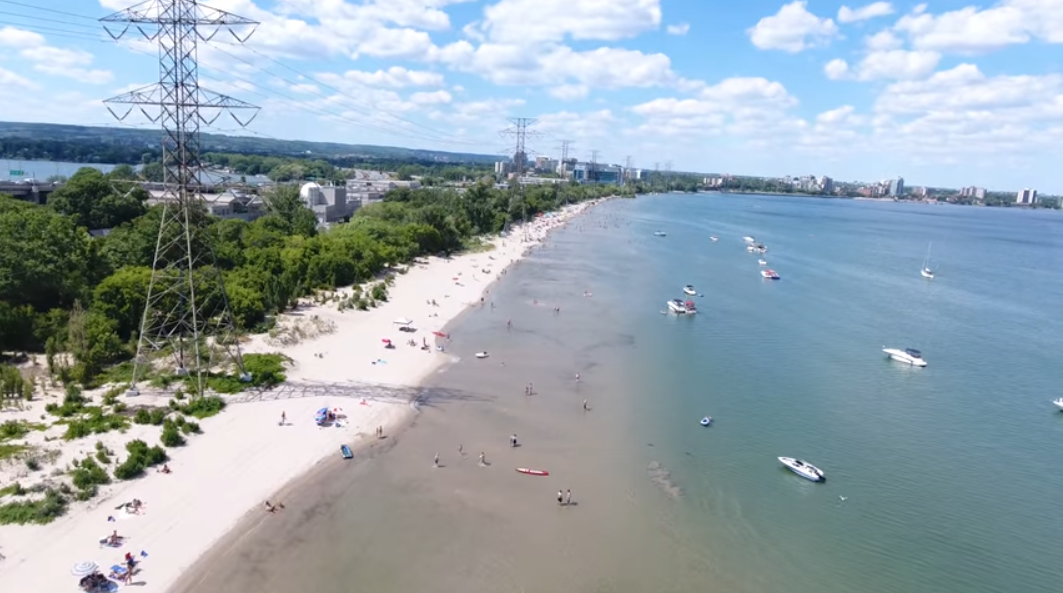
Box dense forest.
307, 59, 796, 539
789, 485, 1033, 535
0, 166, 629, 388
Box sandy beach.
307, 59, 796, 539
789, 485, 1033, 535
0, 199, 603, 592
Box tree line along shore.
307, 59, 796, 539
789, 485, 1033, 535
0, 166, 623, 526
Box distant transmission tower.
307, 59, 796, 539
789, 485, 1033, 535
558, 139, 573, 178
624, 155, 633, 185
500, 118, 541, 238
101, 1, 260, 396
589, 150, 600, 184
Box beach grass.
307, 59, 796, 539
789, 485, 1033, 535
0, 443, 27, 460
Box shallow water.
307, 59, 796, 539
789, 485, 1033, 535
180, 194, 1063, 593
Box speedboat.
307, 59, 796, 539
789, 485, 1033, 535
1053, 398, 1063, 411
653, 231, 667, 237
755, 244, 767, 253
921, 267, 934, 279
758, 259, 768, 266
743, 236, 756, 243
778, 457, 825, 482
683, 299, 697, 314
667, 299, 688, 314
710, 236, 719, 242
761, 269, 780, 280
683, 285, 696, 296
882, 347, 927, 367
700, 416, 712, 426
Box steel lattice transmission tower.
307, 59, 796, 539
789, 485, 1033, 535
100, 1, 260, 397
499, 118, 541, 238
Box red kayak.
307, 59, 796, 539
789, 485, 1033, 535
515, 467, 549, 476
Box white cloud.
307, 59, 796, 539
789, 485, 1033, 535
479, 0, 662, 44
894, 0, 1063, 55
824, 58, 850, 80
0, 26, 112, 84
865, 30, 902, 50
855, 50, 941, 80
536, 109, 618, 145
837, 2, 895, 23
629, 77, 802, 140
440, 42, 680, 90
549, 84, 591, 100
409, 90, 452, 105
432, 97, 527, 123
667, 23, 691, 35
0, 66, 37, 89
317, 67, 444, 89
748, 1, 839, 53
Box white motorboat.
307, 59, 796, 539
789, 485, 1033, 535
683, 285, 697, 296
761, 269, 780, 280
743, 236, 756, 243
654, 231, 667, 237
778, 457, 825, 482
667, 299, 689, 314
475, 352, 489, 359
758, 259, 768, 266
700, 417, 712, 426
883, 347, 927, 367
710, 236, 719, 242
1053, 398, 1063, 411
921, 242, 934, 279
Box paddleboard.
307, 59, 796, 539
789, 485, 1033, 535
340, 444, 353, 459
515, 467, 549, 476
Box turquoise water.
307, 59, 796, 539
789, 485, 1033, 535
600, 194, 1063, 593
182, 193, 1063, 593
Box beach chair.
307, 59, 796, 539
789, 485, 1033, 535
107, 565, 128, 581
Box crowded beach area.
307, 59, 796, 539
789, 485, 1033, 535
0, 199, 606, 593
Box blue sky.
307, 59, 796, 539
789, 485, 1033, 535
0, 0, 1060, 192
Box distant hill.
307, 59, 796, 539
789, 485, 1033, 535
0, 121, 499, 163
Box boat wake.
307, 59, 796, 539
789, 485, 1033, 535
647, 461, 682, 499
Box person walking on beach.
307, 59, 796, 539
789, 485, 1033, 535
434, 453, 440, 467
575, 373, 580, 382
510, 434, 518, 447
566, 489, 572, 506
279, 411, 286, 426
583, 399, 589, 411
557, 490, 564, 506
479, 452, 486, 465
458, 444, 464, 456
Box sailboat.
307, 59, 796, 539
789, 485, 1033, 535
920, 243, 934, 279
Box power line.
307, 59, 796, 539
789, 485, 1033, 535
558, 139, 572, 178
0, 0, 99, 20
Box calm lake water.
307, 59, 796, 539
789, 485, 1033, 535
182, 193, 1063, 593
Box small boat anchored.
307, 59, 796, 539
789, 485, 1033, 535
1053, 398, 1063, 411
921, 242, 934, 279
883, 347, 927, 367
761, 269, 780, 280
683, 285, 697, 296
743, 236, 756, 243
710, 236, 719, 242
653, 231, 667, 237
778, 457, 825, 482
700, 416, 712, 427
758, 259, 768, 266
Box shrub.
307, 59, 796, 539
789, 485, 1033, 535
371, 283, 388, 302
160, 420, 186, 447
112, 439, 168, 481
0, 420, 29, 440
242, 353, 287, 388
134, 407, 167, 425
71, 455, 111, 495
177, 395, 226, 418
0, 488, 68, 525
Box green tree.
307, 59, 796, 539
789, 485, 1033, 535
46, 167, 147, 230
261, 185, 317, 237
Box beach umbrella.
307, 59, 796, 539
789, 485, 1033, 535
71, 561, 99, 576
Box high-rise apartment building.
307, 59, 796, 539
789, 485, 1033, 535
1016, 188, 1038, 204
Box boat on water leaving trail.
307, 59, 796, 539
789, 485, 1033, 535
778, 457, 825, 482
883, 347, 927, 367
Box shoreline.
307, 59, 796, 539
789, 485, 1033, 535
0, 197, 608, 593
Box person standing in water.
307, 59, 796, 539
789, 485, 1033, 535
566, 489, 572, 506
583, 399, 589, 411
479, 452, 486, 465
557, 490, 564, 506
434, 453, 440, 467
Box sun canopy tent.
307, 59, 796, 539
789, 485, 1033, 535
393, 318, 412, 325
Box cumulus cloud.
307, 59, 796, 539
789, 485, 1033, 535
667, 23, 691, 35
317, 67, 444, 89
837, 2, 895, 24
478, 0, 662, 44
748, 1, 839, 53
894, 0, 1063, 55
0, 26, 112, 84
